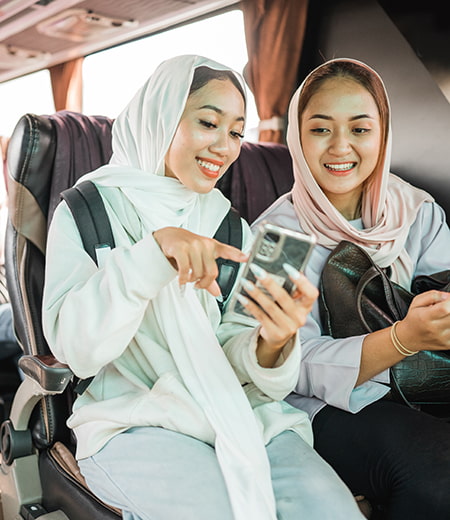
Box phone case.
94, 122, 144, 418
227, 222, 316, 317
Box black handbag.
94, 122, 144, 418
319, 240, 450, 406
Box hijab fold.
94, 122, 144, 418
77, 55, 277, 519
289, 58, 433, 287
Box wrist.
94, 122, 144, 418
256, 334, 290, 368
258, 333, 294, 352
391, 321, 420, 356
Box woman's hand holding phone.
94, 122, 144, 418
237, 262, 318, 367
227, 222, 318, 367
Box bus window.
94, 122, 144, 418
0, 69, 54, 137
83, 9, 259, 141
0, 9, 258, 141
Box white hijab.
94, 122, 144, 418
289, 58, 433, 287
79, 55, 277, 519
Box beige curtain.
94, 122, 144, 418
49, 57, 84, 112
242, 0, 308, 143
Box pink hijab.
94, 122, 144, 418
288, 58, 432, 286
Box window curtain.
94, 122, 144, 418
49, 57, 83, 112
242, 0, 308, 143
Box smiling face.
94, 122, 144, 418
300, 77, 382, 219
164, 77, 245, 194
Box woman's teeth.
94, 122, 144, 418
324, 162, 355, 172
197, 159, 220, 172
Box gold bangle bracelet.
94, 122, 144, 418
390, 321, 418, 357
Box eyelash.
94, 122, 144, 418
200, 120, 217, 129
199, 120, 244, 139
310, 127, 371, 135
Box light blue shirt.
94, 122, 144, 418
253, 194, 450, 420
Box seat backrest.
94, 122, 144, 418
5, 112, 113, 449
6, 111, 114, 359
216, 140, 294, 224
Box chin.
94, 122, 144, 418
191, 183, 216, 194
200, 186, 216, 194
186, 186, 214, 195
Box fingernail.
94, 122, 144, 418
179, 284, 186, 296
216, 293, 224, 303
241, 279, 255, 293
283, 263, 301, 280
237, 294, 249, 306
249, 263, 267, 279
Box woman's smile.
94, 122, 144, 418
323, 161, 357, 175
196, 156, 224, 179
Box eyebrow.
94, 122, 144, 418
308, 113, 374, 121
199, 104, 245, 122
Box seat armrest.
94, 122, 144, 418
19, 355, 73, 394
7, 355, 73, 431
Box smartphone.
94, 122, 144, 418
227, 221, 316, 317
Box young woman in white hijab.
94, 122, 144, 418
254, 58, 450, 519
43, 55, 364, 520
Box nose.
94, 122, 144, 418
329, 131, 351, 156
209, 129, 231, 156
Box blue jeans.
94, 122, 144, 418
79, 427, 364, 520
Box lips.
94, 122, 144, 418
324, 162, 356, 175
196, 157, 224, 179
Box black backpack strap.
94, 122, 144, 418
61, 180, 115, 265
214, 207, 243, 312
60, 180, 115, 394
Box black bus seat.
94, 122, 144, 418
1, 111, 119, 519
216, 140, 294, 224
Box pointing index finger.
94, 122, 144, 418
215, 242, 248, 263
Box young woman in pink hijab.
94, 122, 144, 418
253, 58, 450, 519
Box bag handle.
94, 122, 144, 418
354, 264, 416, 408
355, 265, 404, 332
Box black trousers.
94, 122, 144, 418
313, 400, 450, 520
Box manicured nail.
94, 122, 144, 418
237, 294, 249, 306
249, 263, 267, 279
216, 293, 224, 303
179, 284, 186, 296
283, 263, 301, 280
241, 279, 255, 293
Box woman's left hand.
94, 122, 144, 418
238, 264, 318, 367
